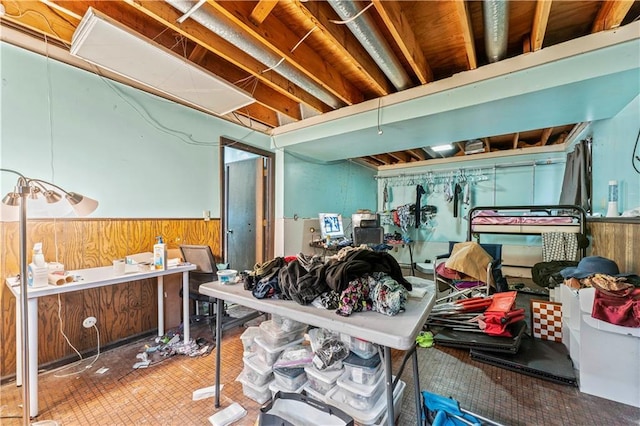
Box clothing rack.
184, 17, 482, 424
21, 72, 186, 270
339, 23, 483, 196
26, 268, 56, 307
374, 158, 565, 186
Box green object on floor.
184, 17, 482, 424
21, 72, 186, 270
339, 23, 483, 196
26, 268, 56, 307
416, 331, 434, 348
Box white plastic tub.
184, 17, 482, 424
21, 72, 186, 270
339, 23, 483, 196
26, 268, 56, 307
240, 326, 261, 355
260, 320, 307, 347
340, 333, 377, 359
326, 378, 405, 425
217, 269, 237, 284
242, 354, 273, 387
335, 369, 385, 411
271, 313, 306, 332
303, 384, 329, 403
273, 367, 307, 391
268, 379, 307, 401
236, 371, 272, 404
254, 336, 305, 366
343, 352, 382, 385
304, 365, 344, 395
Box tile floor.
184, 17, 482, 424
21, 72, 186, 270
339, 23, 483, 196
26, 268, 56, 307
1, 315, 639, 425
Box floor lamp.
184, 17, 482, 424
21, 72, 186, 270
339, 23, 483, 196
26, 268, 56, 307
0, 168, 98, 424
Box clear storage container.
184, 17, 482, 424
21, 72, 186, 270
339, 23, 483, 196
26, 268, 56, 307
273, 367, 307, 391
268, 379, 307, 400
343, 352, 381, 385
242, 354, 273, 387
240, 326, 261, 355
260, 320, 307, 347
303, 384, 329, 403
236, 371, 272, 404
254, 336, 305, 366
271, 313, 305, 332
304, 365, 344, 395
335, 369, 385, 411
340, 333, 377, 359
326, 378, 405, 425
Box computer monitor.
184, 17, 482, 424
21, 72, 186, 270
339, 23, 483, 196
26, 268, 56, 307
318, 213, 344, 239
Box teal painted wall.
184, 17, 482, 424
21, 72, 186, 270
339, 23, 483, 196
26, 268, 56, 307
0, 42, 271, 218
377, 152, 566, 246
590, 95, 640, 215
283, 153, 377, 221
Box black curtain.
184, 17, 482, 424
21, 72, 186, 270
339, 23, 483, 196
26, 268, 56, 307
559, 138, 591, 212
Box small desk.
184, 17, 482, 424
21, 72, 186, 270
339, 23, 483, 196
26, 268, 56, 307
200, 281, 435, 426
5, 264, 196, 418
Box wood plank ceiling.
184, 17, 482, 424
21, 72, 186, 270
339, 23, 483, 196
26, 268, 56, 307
1, 1, 639, 167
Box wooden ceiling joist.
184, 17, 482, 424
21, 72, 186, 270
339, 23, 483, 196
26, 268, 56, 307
453, 0, 477, 70
406, 149, 427, 161
249, 0, 278, 26
540, 127, 554, 145
372, 0, 433, 84
285, 0, 394, 97
592, 0, 634, 32
236, 103, 279, 128
206, 0, 364, 106
531, 0, 553, 51
1, 1, 78, 43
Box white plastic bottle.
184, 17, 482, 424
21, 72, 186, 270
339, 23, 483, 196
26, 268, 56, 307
153, 236, 167, 270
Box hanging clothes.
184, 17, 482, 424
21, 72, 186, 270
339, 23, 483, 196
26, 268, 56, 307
415, 184, 426, 228
542, 232, 579, 262
383, 182, 389, 210
453, 183, 462, 218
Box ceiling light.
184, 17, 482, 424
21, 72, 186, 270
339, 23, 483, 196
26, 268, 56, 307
464, 139, 486, 155
431, 144, 454, 152
71, 8, 254, 116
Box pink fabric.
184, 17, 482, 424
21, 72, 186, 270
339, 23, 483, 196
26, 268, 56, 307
471, 210, 575, 225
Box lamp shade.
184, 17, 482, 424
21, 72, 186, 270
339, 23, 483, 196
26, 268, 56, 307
2, 192, 20, 206
0, 202, 19, 222
66, 192, 99, 216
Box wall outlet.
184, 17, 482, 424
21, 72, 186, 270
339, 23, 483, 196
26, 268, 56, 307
82, 316, 97, 328
203, 210, 210, 221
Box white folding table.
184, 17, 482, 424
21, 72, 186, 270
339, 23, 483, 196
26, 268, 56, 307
199, 280, 436, 426
5, 263, 196, 418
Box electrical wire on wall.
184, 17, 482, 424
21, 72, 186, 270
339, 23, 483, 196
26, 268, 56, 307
632, 128, 640, 174
53, 295, 101, 378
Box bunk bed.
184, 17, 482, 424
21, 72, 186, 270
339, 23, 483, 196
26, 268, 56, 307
467, 205, 588, 258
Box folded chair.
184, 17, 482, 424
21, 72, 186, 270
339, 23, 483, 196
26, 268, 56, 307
422, 390, 505, 426
433, 241, 502, 303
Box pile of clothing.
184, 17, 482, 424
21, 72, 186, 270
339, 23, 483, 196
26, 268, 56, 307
244, 247, 412, 317
561, 256, 640, 328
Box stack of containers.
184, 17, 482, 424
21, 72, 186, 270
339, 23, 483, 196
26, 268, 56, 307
238, 315, 308, 403
325, 333, 406, 424
303, 364, 344, 402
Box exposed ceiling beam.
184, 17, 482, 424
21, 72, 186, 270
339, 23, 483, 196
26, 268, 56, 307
592, 0, 634, 32
249, 0, 278, 25
124, 0, 332, 114
406, 149, 427, 161
531, 0, 552, 51
387, 151, 411, 163
371, 0, 433, 84
236, 103, 280, 128
453, 0, 477, 70
284, 0, 393, 96
206, 0, 364, 106
540, 127, 554, 145
1, 0, 78, 43
372, 153, 395, 164
512, 132, 519, 149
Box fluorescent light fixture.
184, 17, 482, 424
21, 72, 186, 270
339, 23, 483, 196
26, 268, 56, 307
431, 144, 454, 152
71, 8, 254, 116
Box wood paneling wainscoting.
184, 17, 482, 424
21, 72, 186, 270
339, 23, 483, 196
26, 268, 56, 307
588, 218, 640, 274
0, 218, 221, 381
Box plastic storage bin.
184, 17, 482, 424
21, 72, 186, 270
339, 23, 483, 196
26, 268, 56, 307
326, 378, 405, 425
240, 326, 261, 355
236, 371, 272, 404
304, 365, 344, 395
271, 313, 305, 332
260, 320, 307, 347
268, 379, 307, 400
335, 369, 385, 411
340, 333, 377, 359
303, 384, 328, 403
242, 354, 273, 387
254, 336, 305, 366
273, 367, 307, 391
343, 352, 382, 385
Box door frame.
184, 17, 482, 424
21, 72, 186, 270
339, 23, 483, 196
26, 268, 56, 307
220, 136, 275, 266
